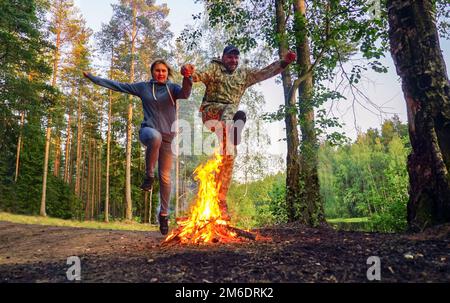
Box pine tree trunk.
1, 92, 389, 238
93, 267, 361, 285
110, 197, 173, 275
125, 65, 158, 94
40, 117, 51, 217
105, 91, 112, 223
293, 0, 325, 225
97, 143, 102, 220
124, 0, 137, 221
104, 50, 115, 223
139, 139, 144, 221
85, 139, 92, 220
51, 22, 62, 179
41, 15, 62, 216
125, 100, 133, 220
64, 87, 75, 183
149, 189, 153, 223
275, 0, 301, 222
69, 144, 75, 185
91, 141, 96, 220
14, 112, 25, 182
75, 87, 83, 196
53, 135, 61, 177
387, 0, 450, 231
81, 141, 86, 204
63, 115, 71, 183
51, 21, 61, 88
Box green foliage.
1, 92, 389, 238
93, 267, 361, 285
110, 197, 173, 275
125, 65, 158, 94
191, 0, 391, 91
226, 173, 288, 229
0, 0, 53, 122
0, 113, 84, 219
46, 176, 82, 219
318, 116, 409, 232
264, 179, 288, 225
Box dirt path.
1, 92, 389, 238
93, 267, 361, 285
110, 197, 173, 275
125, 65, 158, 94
0, 221, 448, 282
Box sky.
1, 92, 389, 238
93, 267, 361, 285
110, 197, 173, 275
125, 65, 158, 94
73, 0, 450, 159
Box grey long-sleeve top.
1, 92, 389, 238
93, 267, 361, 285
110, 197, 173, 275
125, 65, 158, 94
86, 73, 192, 142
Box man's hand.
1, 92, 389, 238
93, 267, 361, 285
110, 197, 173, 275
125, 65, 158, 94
285, 51, 297, 64
181, 64, 195, 78
82, 71, 90, 78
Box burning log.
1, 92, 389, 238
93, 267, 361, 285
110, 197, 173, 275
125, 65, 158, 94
162, 153, 267, 245
163, 219, 258, 245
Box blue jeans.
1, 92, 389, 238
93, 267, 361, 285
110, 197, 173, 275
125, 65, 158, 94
139, 127, 173, 216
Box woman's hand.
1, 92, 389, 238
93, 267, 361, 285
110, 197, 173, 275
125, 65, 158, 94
181, 64, 195, 78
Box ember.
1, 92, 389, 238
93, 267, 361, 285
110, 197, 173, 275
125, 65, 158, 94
164, 152, 260, 245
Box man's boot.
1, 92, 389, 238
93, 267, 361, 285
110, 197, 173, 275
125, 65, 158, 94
158, 213, 169, 235
140, 176, 154, 192
232, 110, 246, 145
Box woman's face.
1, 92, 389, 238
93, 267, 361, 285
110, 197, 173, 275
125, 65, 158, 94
152, 63, 169, 84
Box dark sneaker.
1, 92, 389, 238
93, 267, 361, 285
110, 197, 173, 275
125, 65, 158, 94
233, 110, 247, 124
159, 214, 169, 235
218, 200, 231, 221
232, 111, 247, 145
140, 176, 154, 192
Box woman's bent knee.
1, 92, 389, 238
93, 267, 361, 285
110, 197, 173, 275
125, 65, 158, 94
139, 127, 162, 147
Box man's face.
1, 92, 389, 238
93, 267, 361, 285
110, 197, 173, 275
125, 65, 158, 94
222, 53, 239, 72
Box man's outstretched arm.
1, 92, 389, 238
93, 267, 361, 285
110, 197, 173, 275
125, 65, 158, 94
83, 71, 141, 96
246, 51, 296, 87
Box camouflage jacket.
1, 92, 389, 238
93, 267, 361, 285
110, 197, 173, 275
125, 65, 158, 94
193, 58, 287, 120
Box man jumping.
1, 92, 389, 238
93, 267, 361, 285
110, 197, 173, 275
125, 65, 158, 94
181, 45, 296, 221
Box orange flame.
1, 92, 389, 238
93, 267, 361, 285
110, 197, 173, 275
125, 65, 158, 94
164, 152, 239, 244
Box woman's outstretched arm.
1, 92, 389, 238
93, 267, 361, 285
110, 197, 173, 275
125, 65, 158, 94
83, 71, 141, 96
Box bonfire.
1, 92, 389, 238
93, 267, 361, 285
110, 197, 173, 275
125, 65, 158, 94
164, 152, 260, 245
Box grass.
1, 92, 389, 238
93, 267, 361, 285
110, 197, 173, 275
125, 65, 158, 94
326, 217, 370, 223
0, 212, 158, 232
0, 212, 372, 232
326, 217, 372, 232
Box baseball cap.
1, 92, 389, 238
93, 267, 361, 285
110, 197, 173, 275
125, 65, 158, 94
223, 45, 240, 56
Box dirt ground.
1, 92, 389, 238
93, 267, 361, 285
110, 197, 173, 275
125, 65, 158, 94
0, 221, 448, 283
